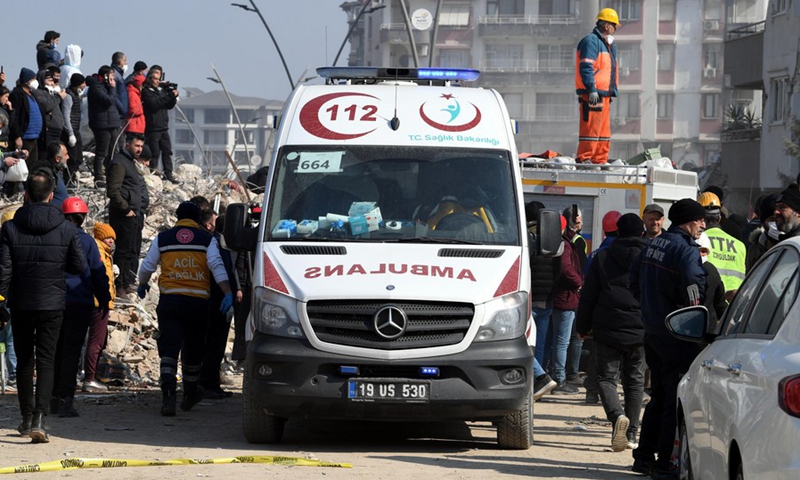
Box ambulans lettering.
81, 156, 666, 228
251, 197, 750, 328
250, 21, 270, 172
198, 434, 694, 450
303, 264, 476, 281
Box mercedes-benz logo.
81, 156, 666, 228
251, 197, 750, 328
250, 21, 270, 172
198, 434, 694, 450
373, 305, 408, 340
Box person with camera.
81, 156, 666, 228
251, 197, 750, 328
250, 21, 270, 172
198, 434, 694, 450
86, 65, 122, 184
142, 65, 179, 184
0, 171, 88, 443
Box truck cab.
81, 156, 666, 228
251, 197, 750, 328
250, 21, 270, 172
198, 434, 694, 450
224, 67, 555, 449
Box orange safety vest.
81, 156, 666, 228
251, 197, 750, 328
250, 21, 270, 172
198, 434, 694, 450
157, 219, 214, 299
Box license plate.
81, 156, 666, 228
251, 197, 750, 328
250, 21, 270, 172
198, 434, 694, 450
347, 379, 430, 403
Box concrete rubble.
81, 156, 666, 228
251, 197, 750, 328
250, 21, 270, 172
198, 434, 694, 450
1, 163, 261, 389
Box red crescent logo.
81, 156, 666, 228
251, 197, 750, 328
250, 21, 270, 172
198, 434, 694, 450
299, 92, 379, 140
419, 102, 482, 132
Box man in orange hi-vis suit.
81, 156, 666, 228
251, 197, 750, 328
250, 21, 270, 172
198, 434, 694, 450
575, 8, 620, 165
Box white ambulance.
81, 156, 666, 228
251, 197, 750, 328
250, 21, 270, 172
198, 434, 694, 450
224, 67, 559, 449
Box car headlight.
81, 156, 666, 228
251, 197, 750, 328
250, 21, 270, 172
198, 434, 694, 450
252, 286, 305, 338
475, 291, 528, 342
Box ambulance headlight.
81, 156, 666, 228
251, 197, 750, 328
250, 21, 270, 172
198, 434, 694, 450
475, 292, 528, 342
252, 287, 305, 338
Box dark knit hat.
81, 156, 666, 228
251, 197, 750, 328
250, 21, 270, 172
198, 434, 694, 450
19, 68, 36, 83
758, 193, 779, 223
69, 73, 86, 88
524, 200, 545, 224
133, 61, 148, 72
139, 145, 152, 160
776, 187, 800, 213
668, 199, 707, 226
617, 213, 644, 238
176, 201, 201, 222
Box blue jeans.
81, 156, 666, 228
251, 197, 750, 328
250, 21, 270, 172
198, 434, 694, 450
0, 320, 16, 376
532, 307, 552, 372
547, 309, 575, 384
533, 357, 545, 378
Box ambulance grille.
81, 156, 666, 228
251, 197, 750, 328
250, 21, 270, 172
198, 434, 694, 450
438, 248, 504, 258
280, 245, 347, 255
307, 300, 474, 350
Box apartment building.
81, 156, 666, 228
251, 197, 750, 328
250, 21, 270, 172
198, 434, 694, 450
340, 0, 759, 171
168, 88, 283, 174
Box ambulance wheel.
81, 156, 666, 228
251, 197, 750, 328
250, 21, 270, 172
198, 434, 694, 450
242, 368, 285, 444
496, 387, 534, 450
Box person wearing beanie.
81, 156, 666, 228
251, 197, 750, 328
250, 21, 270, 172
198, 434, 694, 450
125, 61, 148, 85
125, 73, 146, 135
630, 198, 707, 477
81, 222, 117, 394
773, 187, 800, 238
137, 201, 233, 416
745, 193, 780, 271
576, 211, 647, 452
132, 144, 151, 277
8, 67, 44, 163
60, 72, 86, 186
36, 31, 62, 71
54, 198, 112, 418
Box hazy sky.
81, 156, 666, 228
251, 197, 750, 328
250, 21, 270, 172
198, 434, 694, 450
3, 0, 349, 102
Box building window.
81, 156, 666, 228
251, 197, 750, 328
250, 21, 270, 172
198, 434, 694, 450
657, 94, 673, 119
175, 129, 193, 144
439, 49, 470, 68
617, 44, 640, 71
538, 0, 576, 15
770, 76, 790, 123
183, 108, 195, 123
611, 93, 640, 118
204, 108, 230, 124
485, 44, 524, 69
204, 130, 227, 145
439, 3, 470, 26
705, 0, 722, 20
702, 94, 719, 118
657, 43, 674, 71
659, 0, 676, 21
486, 0, 524, 16
772, 0, 788, 15
536, 93, 574, 120
704, 44, 721, 69
607, 0, 642, 21
235, 109, 259, 124
537, 44, 572, 72
732, 0, 758, 23
502, 93, 523, 118
235, 129, 256, 144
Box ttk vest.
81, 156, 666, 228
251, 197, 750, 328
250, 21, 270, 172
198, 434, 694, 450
157, 219, 213, 299
704, 226, 746, 292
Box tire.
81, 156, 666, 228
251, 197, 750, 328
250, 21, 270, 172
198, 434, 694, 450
497, 387, 534, 450
733, 460, 744, 480
242, 367, 285, 444
679, 416, 694, 480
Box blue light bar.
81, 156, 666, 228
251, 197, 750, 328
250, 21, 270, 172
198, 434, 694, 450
417, 68, 481, 82
419, 366, 440, 377
339, 366, 360, 376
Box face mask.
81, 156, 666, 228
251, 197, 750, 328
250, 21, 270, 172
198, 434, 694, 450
77, 88, 85, 96
700, 254, 708, 264
122, 64, 129, 75
28, 80, 39, 90
605, 35, 614, 45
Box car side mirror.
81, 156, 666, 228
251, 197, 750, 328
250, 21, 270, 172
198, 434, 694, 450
223, 203, 258, 252
534, 209, 563, 256
665, 306, 710, 343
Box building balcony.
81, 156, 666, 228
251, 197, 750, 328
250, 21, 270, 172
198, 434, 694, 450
720, 128, 760, 188
724, 22, 764, 89
477, 14, 580, 37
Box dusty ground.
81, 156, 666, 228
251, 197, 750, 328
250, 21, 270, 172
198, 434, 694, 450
0, 378, 643, 479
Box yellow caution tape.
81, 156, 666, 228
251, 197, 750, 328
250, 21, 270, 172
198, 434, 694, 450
0, 455, 352, 474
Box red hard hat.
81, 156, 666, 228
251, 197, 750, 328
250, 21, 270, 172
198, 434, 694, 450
62, 196, 89, 215
602, 210, 622, 233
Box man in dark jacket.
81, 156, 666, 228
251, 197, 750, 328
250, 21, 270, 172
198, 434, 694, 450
87, 65, 122, 183
629, 199, 707, 479
33, 67, 67, 153
111, 52, 129, 123
36, 31, 62, 71
52, 197, 111, 417
9, 68, 43, 162
142, 65, 179, 184
106, 133, 144, 294
29, 141, 69, 209
576, 213, 647, 453
0, 171, 87, 443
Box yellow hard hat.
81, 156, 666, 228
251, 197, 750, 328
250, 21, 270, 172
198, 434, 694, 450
597, 8, 620, 26
0, 209, 16, 226
697, 192, 721, 209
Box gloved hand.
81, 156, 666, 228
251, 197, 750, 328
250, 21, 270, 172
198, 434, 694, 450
588, 92, 600, 106
220, 293, 234, 314
137, 283, 150, 299
68, 134, 77, 147
112, 264, 120, 278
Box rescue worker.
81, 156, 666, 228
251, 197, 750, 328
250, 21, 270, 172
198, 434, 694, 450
137, 201, 233, 417
575, 7, 620, 165
698, 191, 746, 300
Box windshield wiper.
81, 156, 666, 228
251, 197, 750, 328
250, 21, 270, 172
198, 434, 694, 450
390, 237, 482, 245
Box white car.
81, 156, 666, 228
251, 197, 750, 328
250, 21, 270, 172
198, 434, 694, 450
666, 238, 800, 480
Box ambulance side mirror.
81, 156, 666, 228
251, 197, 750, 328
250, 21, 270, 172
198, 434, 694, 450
535, 209, 563, 257
223, 203, 258, 252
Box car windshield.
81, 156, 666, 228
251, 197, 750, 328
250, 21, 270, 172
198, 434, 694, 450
266, 145, 520, 245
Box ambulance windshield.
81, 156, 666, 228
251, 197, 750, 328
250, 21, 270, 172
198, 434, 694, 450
267, 145, 520, 245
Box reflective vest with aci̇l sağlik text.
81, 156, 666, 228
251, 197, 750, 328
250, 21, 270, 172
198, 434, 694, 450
157, 219, 214, 299
704, 226, 747, 292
